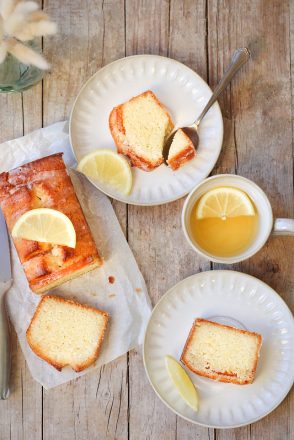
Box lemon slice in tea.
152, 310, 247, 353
196, 187, 255, 219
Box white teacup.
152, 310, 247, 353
182, 174, 294, 264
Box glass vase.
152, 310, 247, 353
0, 44, 45, 93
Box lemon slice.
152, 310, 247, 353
196, 187, 255, 219
12, 208, 76, 248
165, 355, 199, 412
77, 149, 132, 195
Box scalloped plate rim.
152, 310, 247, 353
69, 54, 224, 206
143, 270, 294, 428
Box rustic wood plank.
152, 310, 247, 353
19, 80, 44, 440
0, 94, 23, 141
207, 1, 293, 439
125, 2, 176, 437
127, 203, 210, 440
43, 360, 128, 440
169, 0, 207, 79
42, 1, 128, 440
0, 83, 43, 440
0, 328, 42, 440
126, 1, 211, 439
125, 2, 176, 439
0, 0, 293, 439
168, 1, 213, 438
125, 0, 169, 56
22, 84, 43, 133
15, 8, 52, 439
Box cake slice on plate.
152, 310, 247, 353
27, 295, 109, 372
109, 90, 174, 171
181, 318, 262, 385
167, 128, 195, 171
109, 90, 196, 172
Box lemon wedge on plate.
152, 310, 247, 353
77, 149, 132, 195
196, 187, 255, 219
12, 208, 76, 248
165, 355, 199, 412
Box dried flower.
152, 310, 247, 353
0, 0, 57, 69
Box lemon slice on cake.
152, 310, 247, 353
165, 355, 199, 412
12, 208, 76, 248
77, 149, 132, 195
196, 187, 255, 219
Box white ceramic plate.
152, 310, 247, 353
143, 271, 294, 428
69, 55, 223, 205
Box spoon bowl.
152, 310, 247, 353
163, 48, 250, 163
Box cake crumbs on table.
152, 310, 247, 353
108, 293, 116, 299
135, 288, 142, 294
108, 276, 115, 284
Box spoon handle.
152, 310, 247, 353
194, 47, 250, 127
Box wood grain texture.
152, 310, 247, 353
0, 0, 293, 439
0, 328, 42, 440
208, 1, 294, 439
126, 1, 211, 439
168, 2, 212, 439
41, 2, 128, 440
125, 2, 179, 436
0, 48, 43, 439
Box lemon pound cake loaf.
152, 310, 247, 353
109, 90, 174, 171
0, 154, 103, 293
27, 295, 109, 372
167, 128, 196, 170
181, 318, 262, 385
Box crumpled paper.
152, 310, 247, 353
0, 121, 151, 389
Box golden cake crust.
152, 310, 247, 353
181, 318, 262, 385
0, 153, 103, 293
26, 295, 109, 372
167, 129, 196, 171
167, 146, 195, 171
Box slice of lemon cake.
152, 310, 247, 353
109, 90, 174, 171
167, 128, 195, 170
27, 295, 109, 372
181, 318, 262, 385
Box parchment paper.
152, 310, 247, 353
0, 121, 151, 389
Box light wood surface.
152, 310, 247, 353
0, 1, 293, 439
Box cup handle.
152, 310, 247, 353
272, 218, 294, 236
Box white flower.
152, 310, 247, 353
0, 0, 57, 69
8, 37, 49, 69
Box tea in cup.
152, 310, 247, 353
182, 174, 294, 264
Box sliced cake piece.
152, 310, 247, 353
26, 295, 109, 372
167, 128, 196, 171
109, 90, 174, 171
181, 318, 262, 385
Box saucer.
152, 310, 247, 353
143, 270, 294, 428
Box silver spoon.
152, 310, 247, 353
163, 47, 250, 162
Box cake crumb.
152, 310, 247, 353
135, 288, 142, 294
108, 276, 115, 284
108, 293, 116, 299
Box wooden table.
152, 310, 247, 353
0, 1, 293, 439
